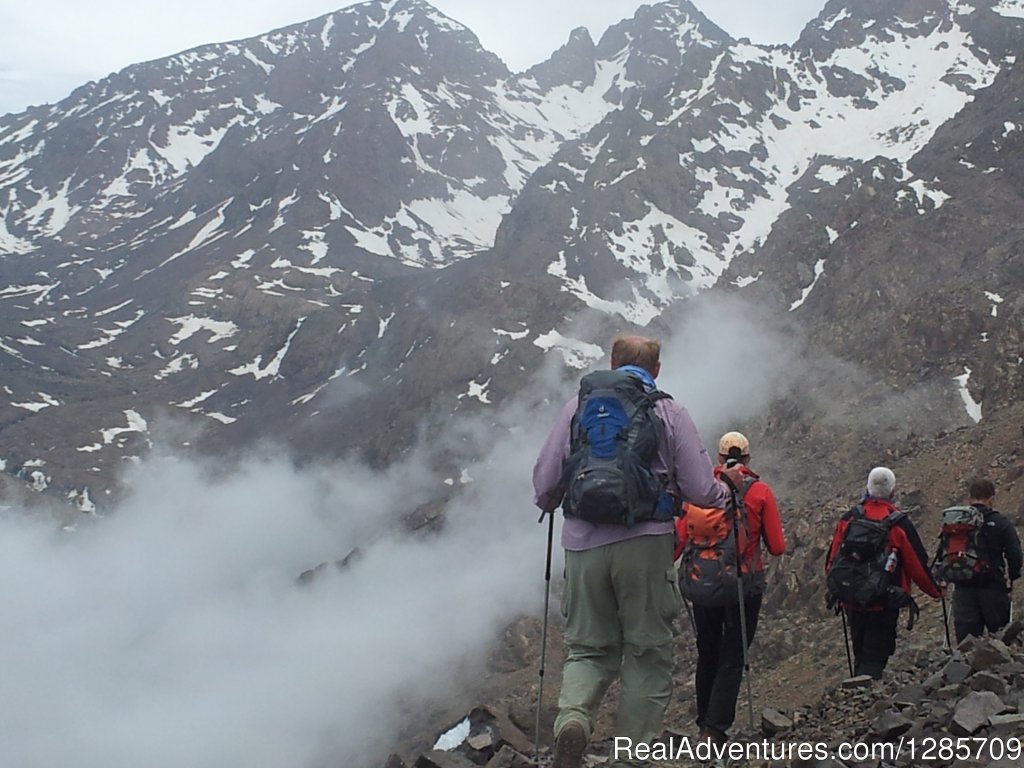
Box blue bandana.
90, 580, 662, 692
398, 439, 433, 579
615, 364, 656, 391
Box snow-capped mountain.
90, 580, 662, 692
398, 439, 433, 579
1, 0, 1022, 506
0, 0, 634, 267
499, 0, 1019, 322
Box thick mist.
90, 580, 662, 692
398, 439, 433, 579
0, 295, 966, 767
657, 295, 803, 442
0, 416, 553, 767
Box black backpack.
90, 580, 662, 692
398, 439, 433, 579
826, 506, 910, 610
561, 369, 671, 527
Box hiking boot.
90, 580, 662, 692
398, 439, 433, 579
698, 726, 726, 744
698, 728, 727, 768
552, 720, 587, 768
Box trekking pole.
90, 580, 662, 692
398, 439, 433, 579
941, 593, 952, 651
534, 508, 555, 765
683, 596, 697, 636
840, 609, 854, 677
735, 568, 755, 733
724, 473, 755, 734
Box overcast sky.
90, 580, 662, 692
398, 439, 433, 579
0, 0, 827, 116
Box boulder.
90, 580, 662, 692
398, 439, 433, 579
949, 691, 1008, 736
969, 670, 1008, 696
412, 751, 478, 768
761, 707, 794, 736
483, 745, 534, 768
968, 638, 1014, 671
840, 675, 874, 689
942, 658, 973, 685
871, 709, 914, 739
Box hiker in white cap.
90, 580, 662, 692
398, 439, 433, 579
825, 467, 941, 679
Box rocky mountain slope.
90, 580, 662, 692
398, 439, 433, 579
407, 626, 1024, 768
1, 2, 1024, 764
1, 0, 1021, 510
378, 401, 1024, 767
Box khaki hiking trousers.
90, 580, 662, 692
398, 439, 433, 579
556, 533, 679, 767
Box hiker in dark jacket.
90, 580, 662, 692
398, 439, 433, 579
675, 431, 786, 745
949, 478, 1023, 643
825, 467, 942, 679
533, 335, 743, 768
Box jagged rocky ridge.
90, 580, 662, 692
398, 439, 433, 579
1, 0, 1022, 509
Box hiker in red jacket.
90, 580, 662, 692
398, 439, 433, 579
675, 431, 786, 745
825, 467, 942, 679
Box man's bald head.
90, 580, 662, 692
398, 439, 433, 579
610, 335, 661, 377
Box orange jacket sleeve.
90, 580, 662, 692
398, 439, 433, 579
673, 514, 688, 560
751, 482, 786, 556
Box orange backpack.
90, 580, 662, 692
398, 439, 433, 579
677, 477, 756, 606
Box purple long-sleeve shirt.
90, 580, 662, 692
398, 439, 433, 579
532, 394, 729, 551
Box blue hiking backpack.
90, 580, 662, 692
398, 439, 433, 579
560, 369, 672, 527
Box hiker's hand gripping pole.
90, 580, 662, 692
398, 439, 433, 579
720, 461, 744, 492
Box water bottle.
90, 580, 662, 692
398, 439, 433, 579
884, 550, 898, 573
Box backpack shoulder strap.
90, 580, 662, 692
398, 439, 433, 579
725, 476, 759, 538
974, 507, 1001, 564
735, 475, 758, 505
841, 504, 864, 523
884, 510, 907, 528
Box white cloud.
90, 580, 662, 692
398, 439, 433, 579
0, 422, 550, 767
658, 295, 803, 442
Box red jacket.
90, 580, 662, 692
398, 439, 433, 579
674, 465, 786, 572
826, 497, 943, 608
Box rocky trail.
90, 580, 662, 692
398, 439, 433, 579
394, 614, 1024, 768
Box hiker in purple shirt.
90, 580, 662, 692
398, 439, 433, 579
533, 334, 742, 768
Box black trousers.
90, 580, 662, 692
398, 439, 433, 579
952, 584, 1011, 643
846, 608, 899, 679
692, 592, 762, 739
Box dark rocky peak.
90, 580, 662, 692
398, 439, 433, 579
782, 0, 1019, 116
595, 0, 732, 57
0, 0, 502, 132
795, 0, 1009, 61
516, 0, 732, 102
520, 26, 597, 91
594, 0, 732, 92
346, 0, 510, 84
0, 0, 511, 252
797, 0, 938, 54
